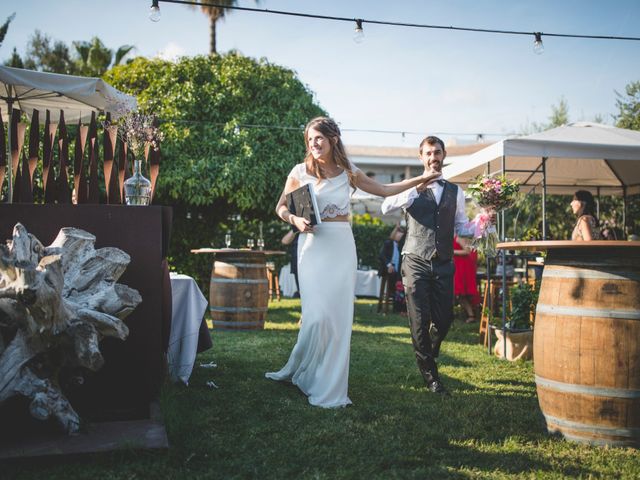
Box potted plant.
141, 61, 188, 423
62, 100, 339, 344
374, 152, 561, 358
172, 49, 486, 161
494, 280, 539, 361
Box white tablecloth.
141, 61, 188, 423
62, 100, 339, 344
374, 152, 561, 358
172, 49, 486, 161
278, 264, 381, 298
168, 273, 209, 385
355, 269, 381, 297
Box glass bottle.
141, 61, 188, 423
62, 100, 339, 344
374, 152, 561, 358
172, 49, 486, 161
124, 159, 152, 206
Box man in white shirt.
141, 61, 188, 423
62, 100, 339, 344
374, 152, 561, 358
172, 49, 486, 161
381, 136, 473, 395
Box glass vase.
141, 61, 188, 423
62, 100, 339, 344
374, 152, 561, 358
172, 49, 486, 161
124, 159, 152, 206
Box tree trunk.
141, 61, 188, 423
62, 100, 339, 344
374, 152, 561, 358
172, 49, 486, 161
0, 223, 141, 434
210, 17, 217, 55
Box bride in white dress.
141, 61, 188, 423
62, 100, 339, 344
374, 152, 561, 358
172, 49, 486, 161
266, 117, 438, 408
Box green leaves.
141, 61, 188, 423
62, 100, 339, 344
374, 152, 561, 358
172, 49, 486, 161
615, 80, 640, 131
104, 54, 325, 217
507, 281, 540, 330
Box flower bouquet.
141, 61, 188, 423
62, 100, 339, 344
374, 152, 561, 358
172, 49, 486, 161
466, 175, 519, 257
103, 107, 164, 205
103, 106, 164, 159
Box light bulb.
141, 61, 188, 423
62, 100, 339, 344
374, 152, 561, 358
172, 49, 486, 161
149, 1, 161, 22
353, 19, 364, 44
533, 32, 544, 55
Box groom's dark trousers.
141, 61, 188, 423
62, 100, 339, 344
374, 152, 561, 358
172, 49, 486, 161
402, 253, 454, 382
400, 181, 458, 384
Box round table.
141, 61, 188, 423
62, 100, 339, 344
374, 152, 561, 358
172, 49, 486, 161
191, 248, 284, 330
497, 240, 640, 448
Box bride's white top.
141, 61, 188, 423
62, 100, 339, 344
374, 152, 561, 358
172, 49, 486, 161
288, 163, 356, 219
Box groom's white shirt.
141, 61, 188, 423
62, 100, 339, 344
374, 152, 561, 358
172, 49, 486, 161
381, 176, 475, 237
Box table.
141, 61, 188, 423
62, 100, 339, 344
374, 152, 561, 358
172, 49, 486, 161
355, 269, 382, 297
191, 248, 285, 330
497, 240, 640, 447
167, 273, 212, 385
278, 263, 381, 298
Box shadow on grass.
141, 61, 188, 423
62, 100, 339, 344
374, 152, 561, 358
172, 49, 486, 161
3, 299, 631, 479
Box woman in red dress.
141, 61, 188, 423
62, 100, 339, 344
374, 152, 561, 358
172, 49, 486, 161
453, 236, 481, 323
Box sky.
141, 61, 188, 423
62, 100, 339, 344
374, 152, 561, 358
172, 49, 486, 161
3, 0, 640, 148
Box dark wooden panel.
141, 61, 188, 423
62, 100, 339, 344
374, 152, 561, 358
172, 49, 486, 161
0, 204, 172, 421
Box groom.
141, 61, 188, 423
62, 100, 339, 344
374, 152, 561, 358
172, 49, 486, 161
382, 136, 474, 394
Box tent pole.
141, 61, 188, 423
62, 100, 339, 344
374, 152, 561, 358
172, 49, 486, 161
541, 157, 547, 240
622, 186, 627, 237
501, 155, 507, 359
484, 160, 492, 355
500, 155, 506, 240
6, 96, 13, 204
596, 187, 601, 218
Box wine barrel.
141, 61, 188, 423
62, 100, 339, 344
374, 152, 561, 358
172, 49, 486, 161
534, 248, 640, 447
209, 251, 268, 330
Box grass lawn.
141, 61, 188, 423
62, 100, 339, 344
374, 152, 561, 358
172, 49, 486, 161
4, 299, 640, 479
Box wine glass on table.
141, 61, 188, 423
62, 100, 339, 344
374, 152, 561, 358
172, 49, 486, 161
257, 238, 265, 250
224, 232, 232, 249
247, 238, 254, 250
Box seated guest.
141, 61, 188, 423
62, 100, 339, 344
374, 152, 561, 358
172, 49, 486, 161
453, 235, 481, 323
570, 190, 601, 241
378, 225, 406, 312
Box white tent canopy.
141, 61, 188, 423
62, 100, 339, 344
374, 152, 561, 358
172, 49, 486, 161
0, 65, 136, 123
1, 66, 137, 202
443, 122, 640, 196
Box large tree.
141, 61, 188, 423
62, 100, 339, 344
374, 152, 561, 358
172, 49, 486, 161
103, 53, 325, 215
614, 80, 640, 131
189, 0, 248, 55
23, 30, 75, 74
547, 96, 569, 128
72, 37, 134, 77
5, 31, 133, 76
0, 12, 15, 48
104, 53, 324, 284
5, 47, 23, 68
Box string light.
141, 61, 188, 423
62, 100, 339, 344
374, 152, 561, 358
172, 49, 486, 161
153, 0, 640, 46
157, 118, 518, 139
353, 19, 364, 44
533, 32, 544, 55
149, 0, 161, 22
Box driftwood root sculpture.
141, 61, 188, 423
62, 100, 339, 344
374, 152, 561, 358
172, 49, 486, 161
0, 223, 141, 434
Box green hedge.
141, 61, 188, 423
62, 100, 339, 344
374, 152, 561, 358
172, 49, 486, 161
168, 210, 393, 293
168, 205, 293, 292
352, 223, 390, 272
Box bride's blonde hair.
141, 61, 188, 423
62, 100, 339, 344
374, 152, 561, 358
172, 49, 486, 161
303, 117, 356, 188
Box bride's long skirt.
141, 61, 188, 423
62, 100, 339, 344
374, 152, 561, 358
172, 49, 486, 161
265, 222, 357, 407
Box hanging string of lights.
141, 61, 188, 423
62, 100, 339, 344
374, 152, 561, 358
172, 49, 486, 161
162, 118, 518, 139
146, 0, 627, 139
149, 0, 640, 54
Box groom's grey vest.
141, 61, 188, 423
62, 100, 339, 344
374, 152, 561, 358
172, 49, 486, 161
402, 181, 457, 261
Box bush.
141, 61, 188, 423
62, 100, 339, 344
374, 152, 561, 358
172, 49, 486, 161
103, 54, 326, 283
352, 214, 391, 271
104, 54, 325, 216
169, 211, 394, 292
507, 281, 540, 330
168, 205, 293, 292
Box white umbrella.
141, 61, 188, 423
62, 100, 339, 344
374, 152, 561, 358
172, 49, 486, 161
442, 122, 640, 237
0, 65, 136, 202
443, 122, 640, 196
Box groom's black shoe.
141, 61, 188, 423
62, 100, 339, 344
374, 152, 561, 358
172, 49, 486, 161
426, 379, 449, 395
